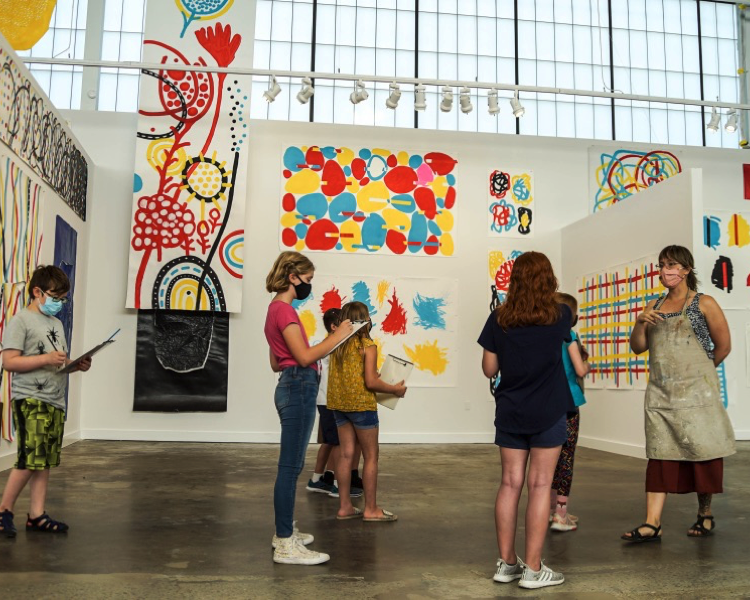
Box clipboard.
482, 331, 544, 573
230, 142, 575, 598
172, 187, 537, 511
58, 329, 120, 374
376, 354, 413, 410
326, 321, 369, 355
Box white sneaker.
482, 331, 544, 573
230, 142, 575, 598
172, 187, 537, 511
271, 521, 314, 548
550, 513, 578, 532
518, 561, 564, 589
493, 556, 525, 582
272, 536, 330, 565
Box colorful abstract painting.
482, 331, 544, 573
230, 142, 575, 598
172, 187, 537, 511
53, 216, 77, 414
0, 154, 43, 440
578, 259, 664, 390
294, 275, 458, 387
125, 2, 251, 312
488, 169, 534, 237
280, 146, 457, 256
701, 210, 750, 309
488, 249, 524, 310
590, 147, 682, 213
0, 43, 88, 219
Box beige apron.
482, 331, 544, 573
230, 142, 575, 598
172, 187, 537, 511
644, 294, 736, 461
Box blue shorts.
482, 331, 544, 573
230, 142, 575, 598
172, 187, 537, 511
332, 410, 379, 430
495, 413, 567, 450
317, 405, 340, 445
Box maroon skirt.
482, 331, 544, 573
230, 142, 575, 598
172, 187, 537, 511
646, 458, 723, 494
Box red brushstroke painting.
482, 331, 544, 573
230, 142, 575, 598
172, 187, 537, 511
381, 290, 407, 335
320, 286, 344, 313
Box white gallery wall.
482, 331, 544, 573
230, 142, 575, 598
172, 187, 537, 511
63, 110, 750, 453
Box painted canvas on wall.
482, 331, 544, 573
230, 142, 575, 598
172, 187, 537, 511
0, 154, 43, 440
133, 310, 229, 412
589, 147, 682, 213
0, 44, 88, 220
701, 210, 750, 309
294, 275, 458, 387
53, 216, 77, 413
125, 1, 251, 312
488, 169, 534, 237
280, 145, 457, 256
577, 259, 664, 390
488, 249, 525, 310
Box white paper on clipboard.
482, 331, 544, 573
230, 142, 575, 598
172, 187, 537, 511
376, 354, 413, 410
326, 320, 369, 355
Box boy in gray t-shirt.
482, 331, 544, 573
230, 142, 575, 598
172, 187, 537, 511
0, 266, 92, 538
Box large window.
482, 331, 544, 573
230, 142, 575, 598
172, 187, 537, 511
97, 0, 147, 111
17, 0, 87, 110
253, 0, 742, 148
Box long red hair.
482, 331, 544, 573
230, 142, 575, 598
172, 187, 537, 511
496, 251, 560, 328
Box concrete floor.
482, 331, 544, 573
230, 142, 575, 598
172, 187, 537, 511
0, 441, 748, 599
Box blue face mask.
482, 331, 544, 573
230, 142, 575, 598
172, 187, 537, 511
39, 294, 64, 317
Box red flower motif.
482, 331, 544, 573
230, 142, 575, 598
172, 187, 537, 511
195, 23, 241, 68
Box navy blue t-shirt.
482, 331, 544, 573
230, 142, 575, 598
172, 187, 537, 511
478, 304, 574, 435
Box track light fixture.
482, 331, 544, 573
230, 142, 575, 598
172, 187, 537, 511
414, 84, 426, 111
488, 89, 500, 115
459, 86, 473, 114
510, 90, 525, 118
263, 75, 281, 103
725, 109, 739, 133
706, 106, 721, 132
350, 79, 369, 105
296, 77, 314, 104
386, 82, 401, 109
440, 86, 454, 112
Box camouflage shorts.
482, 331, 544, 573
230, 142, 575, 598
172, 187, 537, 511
13, 399, 65, 470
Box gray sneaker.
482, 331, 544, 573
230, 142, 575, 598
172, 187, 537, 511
518, 560, 564, 589
493, 556, 525, 583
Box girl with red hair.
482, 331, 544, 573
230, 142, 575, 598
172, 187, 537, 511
478, 251, 573, 590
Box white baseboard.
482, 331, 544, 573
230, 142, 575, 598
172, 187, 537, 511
81, 429, 496, 444
578, 435, 647, 459
733, 430, 750, 441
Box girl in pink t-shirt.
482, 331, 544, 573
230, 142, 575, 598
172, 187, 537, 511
264, 251, 352, 566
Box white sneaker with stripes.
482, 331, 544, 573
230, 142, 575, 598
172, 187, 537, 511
493, 556, 525, 582
518, 561, 564, 589
271, 521, 314, 548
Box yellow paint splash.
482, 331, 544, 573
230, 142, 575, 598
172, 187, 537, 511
372, 337, 386, 371
727, 213, 750, 247
403, 340, 449, 376
376, 281, 391, 306
489, 251, 505, 280
299, 310, 317, 339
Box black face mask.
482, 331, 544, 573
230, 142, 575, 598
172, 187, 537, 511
293, 280, 312, 301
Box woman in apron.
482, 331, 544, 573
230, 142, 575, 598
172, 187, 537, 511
622, 245, 735, 543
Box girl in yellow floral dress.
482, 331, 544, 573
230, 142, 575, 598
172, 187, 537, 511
327, 301, 407, 522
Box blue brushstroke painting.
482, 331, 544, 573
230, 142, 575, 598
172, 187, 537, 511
413, 293, 446, 330
703, 215, 721, 250
352, 281, 377, 328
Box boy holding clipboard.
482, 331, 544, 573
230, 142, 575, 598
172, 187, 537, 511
0, 266, 93, 537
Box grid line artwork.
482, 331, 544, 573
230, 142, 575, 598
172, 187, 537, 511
578, 259, 664, 389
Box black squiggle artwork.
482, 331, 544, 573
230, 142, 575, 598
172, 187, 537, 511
489, 170, 510, 198
710, 256, 733, 293
518, 206, 532, 234
0, 47, 89, 220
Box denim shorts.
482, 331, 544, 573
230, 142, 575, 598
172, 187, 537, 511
332, 409, 379, 430
495, 413, 567, 450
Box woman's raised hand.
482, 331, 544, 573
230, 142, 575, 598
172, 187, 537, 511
332, 319, 354, 341
636, 306, 665, 326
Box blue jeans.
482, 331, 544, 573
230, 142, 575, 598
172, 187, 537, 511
274, 366, 318, 538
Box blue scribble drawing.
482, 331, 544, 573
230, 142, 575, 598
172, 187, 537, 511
489, 199, 517, 234
704, 215, 721, 250
292, 293, 313, 310
413, 293, 447, 330
511, 175, 531, 203
352, 281, 377, 318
